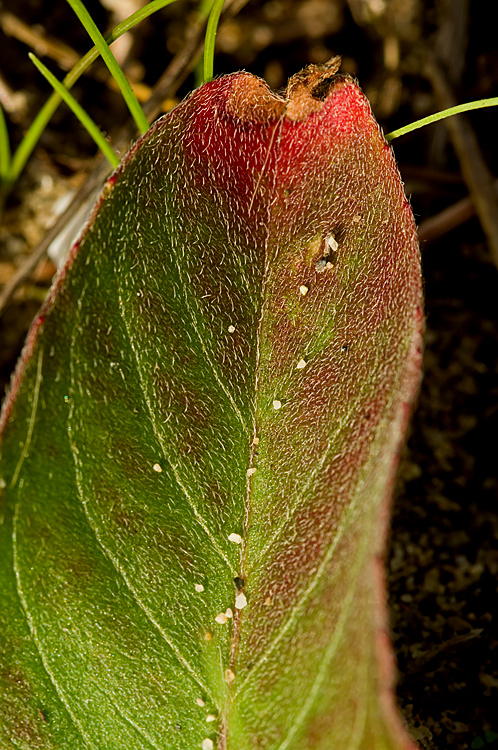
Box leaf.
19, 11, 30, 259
0, 61, 422, 750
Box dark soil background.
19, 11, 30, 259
1, 1, 497, 748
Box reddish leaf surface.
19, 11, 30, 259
0, 62, 422, 749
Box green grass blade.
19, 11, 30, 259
0, 100, 12, 183
194, 0, 216, 86
8, 0, 179, 185
203, 0, 226, 82
65, 0, 149, 135
386, 97, 498, 141
29, 53, 119, 169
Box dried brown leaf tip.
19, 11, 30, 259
285, 56, 342, 121
225, 73, 286, 123
226, 56, 343, 124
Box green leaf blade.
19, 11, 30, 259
0, 64, 422, 750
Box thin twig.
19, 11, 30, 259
417, 178, 498, 244
0, 10, 80, 71
0, 162, 109, 315
0, 8, 153, 102
417, 194, 476, 244
141, 13, 207, 123
423, 51, 498, 267
403, 628, 484, 675
142, 0, 247, 122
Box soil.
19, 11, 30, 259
0, 1, 497, 749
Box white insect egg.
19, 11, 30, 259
197, 697, 206, 707
325, 233, 339, 254
206, 715, 217, 723
194, 584, 205, 593
246, 468, 257, 477
296, 359, 307, 369
202, 739, 214, 750
235, 592, 247, 610
224, 669, 235, 683
152, 463, 162, 473
228, 325, 236, 333
215, 612, 228, 624
272, 400, 282, 410
299, 285, 308, 296
228, 533, 242, 544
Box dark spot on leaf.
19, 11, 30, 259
42, 435, 62, 461
331, 224, 347, 242
0, 667, 44, 744
314, 231, 341, 272
310, 76, 337, 101
112, 510, 141, 534
341, 344, 349, 352
315, 254, 337, 272
64, 553, 97, 581
110, 438, 148, 480
234, 577, 245, 590
1, 666, 30, 691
